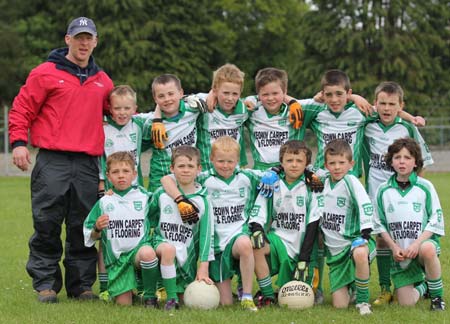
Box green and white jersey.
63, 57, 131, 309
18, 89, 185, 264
321, 174, 374, 256
150, 185, 213, 268
245, 96, 301, 170
197, 168, 260, 253
298, 99, 373, 177
250, 175, 323, 259
196, 93, 249, 170
83, 186, 151, 267
363, 117, 433, 201
100, 116, 149, 189
374, 173, 444, 268
144, 101, 200, 191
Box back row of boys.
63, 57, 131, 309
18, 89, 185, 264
84, 65, 441, 313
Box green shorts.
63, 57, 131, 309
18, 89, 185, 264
107, 242, 152, 298
326, 238, 376, 293
266, 232, 317, 288
209, 234, 246, 283
391, 239, 440, 289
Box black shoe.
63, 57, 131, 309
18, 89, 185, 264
144, 297, 159, 309
37, 289, 58, 303
76, 290, 98, 301
164, 298, 180, 311
256, 295, 275, 308
430, 297, 445, 311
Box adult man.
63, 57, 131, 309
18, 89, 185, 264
8, 17, 113, 303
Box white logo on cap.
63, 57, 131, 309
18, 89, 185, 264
79, 18, 88, 26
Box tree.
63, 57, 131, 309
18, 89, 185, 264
292, 0, 450, 117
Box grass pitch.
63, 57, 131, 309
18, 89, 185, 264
1, 174, 449, 324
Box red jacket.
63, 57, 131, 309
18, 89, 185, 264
9, 49, 113, 156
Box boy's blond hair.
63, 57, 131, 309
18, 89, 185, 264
106, 151, 136, 173
151, 74, 182, 96
212, 63, 245, 92
211, 136, 240, 158
375, 81, 404, 103
321, 69, 351, 91
255, 67, 288, 93
109, 85, 137, 104
171, 145, 201, 166
279, 140, 311, 165
324, 139, 353, 162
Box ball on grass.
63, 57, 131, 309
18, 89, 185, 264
278, 280, 314, 309
184, 280, 220, 310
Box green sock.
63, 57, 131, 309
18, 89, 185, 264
161, 264, 178, 301
427, 278, 443, 298
317, 248, 324, 292
140, 259, 159, 299
376, 249, 392, 292
414, 281, 427, 297
162, 277, 178, 301
355, 277, 370, 304
98, 272, 108, 293
258, 276, 274, 298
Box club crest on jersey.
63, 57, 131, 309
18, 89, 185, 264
105, 203, 114, 212
413, 202, 421, 213
317, 195, 324, 207
212, 190, 220, 199
437, 209, 443, 222
239, 188, 245, 197
212, 117, 220, 125
188, 119, 195, 126
296, 196, 304, 207
129, 133, 137, 143
250, 206, 260, 217
105, 139, 114, 148
388, 204, 394, 213
347, 121, 356, 126
337, 197, 346, 207
235, 118, 243, 126
133, 201, 142, 211
275, 198, 282, 208
362, 203, 373, 216
278, 119, 287, 126
163, 205, 174, 214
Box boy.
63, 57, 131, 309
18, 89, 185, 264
245, 68, 302, 170
99, 85, 149, 192
98, 85, 149, 298
374, 138, 445, 310
145, 74, 200, 192
321, 139, 375, 315
195, 63, 249, 170
363, 81, 434, 305
249, 140, 322, 308
161, 136, 262, 311
149, 146, 213, 307
83, 152, 165, 307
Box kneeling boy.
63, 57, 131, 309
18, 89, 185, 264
250, 140, 322, 307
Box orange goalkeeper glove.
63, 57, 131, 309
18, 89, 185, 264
288, 99, 304, 129
174, 195, 199, 225
151, 118, 168, 149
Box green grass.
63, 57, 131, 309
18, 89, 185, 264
1, 174, 450, 324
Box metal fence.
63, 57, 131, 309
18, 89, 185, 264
1, 106, 450, 175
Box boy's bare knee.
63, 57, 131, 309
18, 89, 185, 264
352, 246, 368, 263
139, 246, 156, 261
419, 242, 436, 260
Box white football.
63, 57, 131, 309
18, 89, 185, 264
184, 280, 220, 310
278, 280, 315, 309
